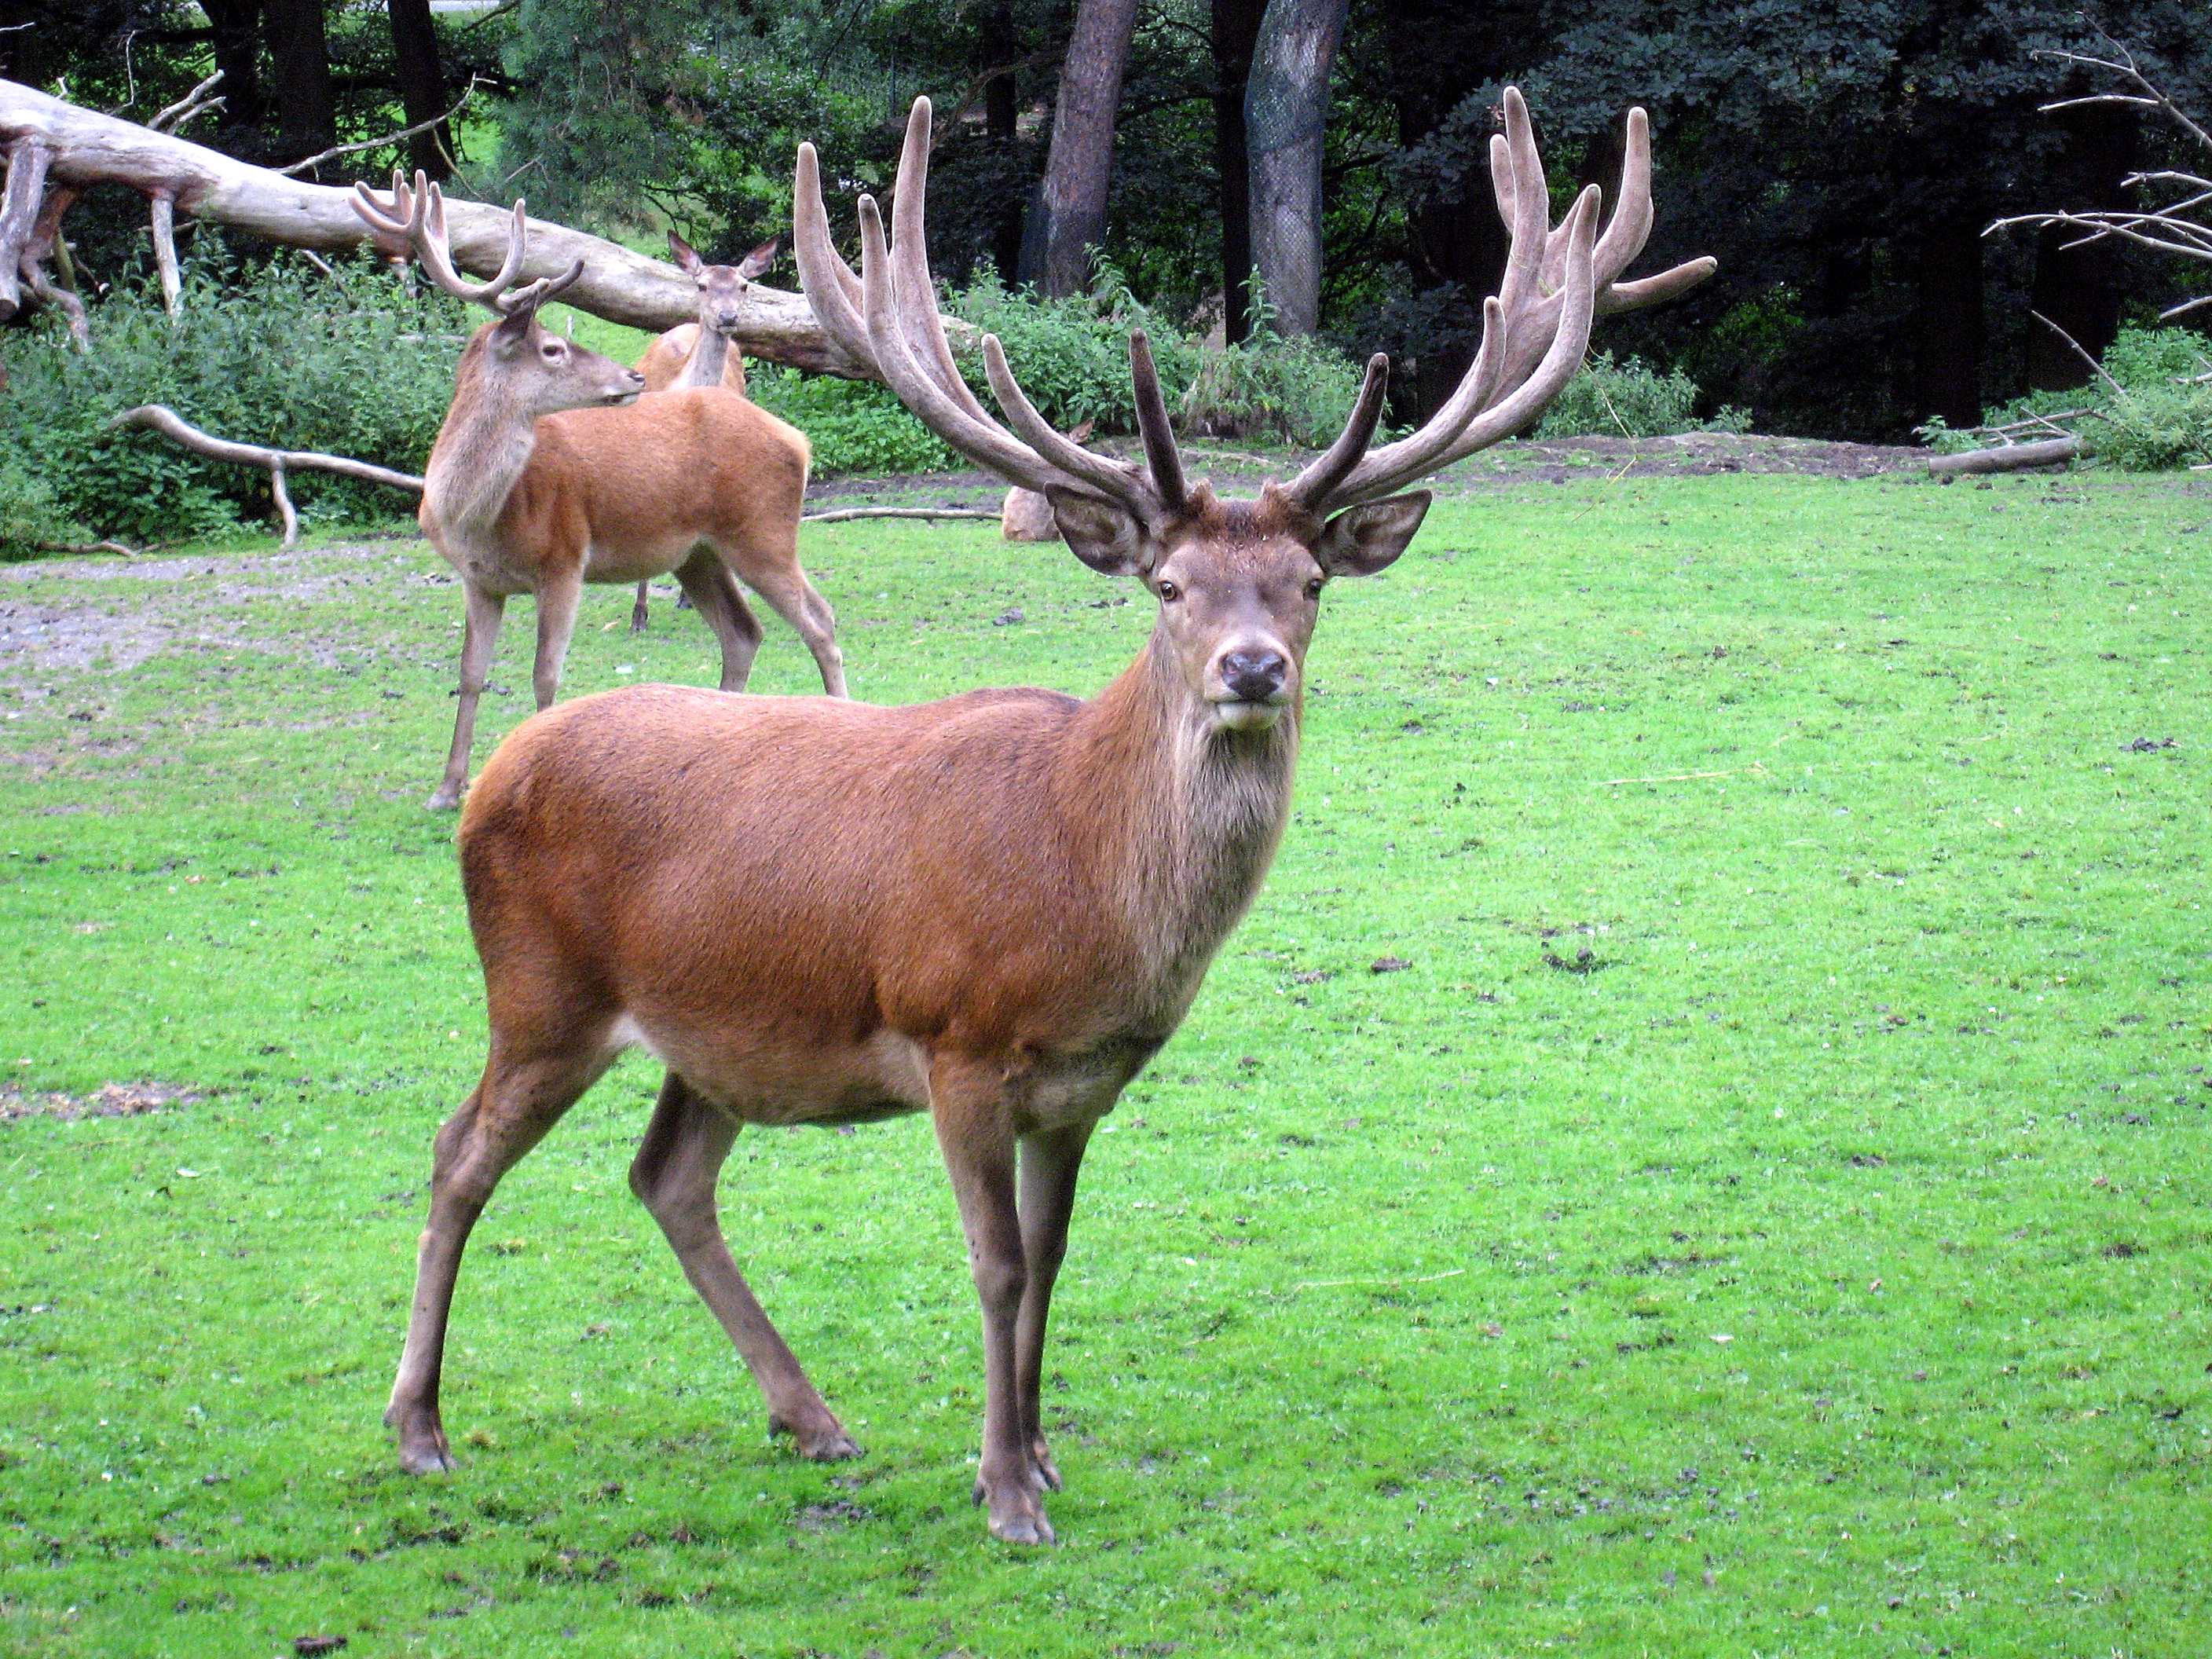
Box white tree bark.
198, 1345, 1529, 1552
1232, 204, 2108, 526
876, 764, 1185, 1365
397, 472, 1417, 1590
0, 77, 875, 376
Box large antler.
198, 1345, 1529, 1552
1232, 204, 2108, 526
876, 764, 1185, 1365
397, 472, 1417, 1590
796, 100, 1185, 526
1287, 90, 1716, 512
350, 169, 583, 317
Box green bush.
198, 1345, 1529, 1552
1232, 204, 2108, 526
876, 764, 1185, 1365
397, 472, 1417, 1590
1918, 325, 2212, 470
1535, 350, 1749, 440
948, 266, 1198, 436
0, 248, 467, 549
746, 365, 959, 476
1181, 328, 1365, 449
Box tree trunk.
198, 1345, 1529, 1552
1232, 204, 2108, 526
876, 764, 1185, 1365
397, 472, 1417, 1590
265, 0, 338, 170
1914, 213, 1984, 430
197, 0, 269, 157
387, 0, 454, 182
2027, 102, 2136, 391
1033, 0, 1139, 297
1210, 0, 1265, 342
1244, 0, 1347, 335
983, 0, 1024, 282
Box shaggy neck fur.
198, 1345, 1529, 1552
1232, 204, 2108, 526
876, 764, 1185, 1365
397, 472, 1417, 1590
422, 338, 544, 543
1055, 633, 1300, 1024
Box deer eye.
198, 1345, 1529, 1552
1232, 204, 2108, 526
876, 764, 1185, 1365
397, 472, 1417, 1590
540, 342, 563, 361
1305, 577, 1325, 601
1157, 579, 1181, 602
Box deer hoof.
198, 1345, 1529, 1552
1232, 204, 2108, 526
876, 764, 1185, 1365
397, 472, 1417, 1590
425, 786, 463, 812
769, 1412, 862, 1461
985, 1497, 1055, 1547
390, 1415, 456, 1474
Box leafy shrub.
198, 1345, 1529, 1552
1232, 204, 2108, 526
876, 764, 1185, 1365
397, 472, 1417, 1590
0, 452, 79, 555
0, 247, 466, 547
1535, 351, 1749, 439
1918, 326, 2212, 469
948, 266, 1197, 436
1181, 328, 1365, 448
746, 366, 958, 476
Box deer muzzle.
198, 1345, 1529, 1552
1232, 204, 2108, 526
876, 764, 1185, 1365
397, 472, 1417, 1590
1209, 646, 1291, 731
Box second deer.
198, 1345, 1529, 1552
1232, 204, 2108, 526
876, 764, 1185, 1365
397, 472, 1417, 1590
352, 178, 844, 809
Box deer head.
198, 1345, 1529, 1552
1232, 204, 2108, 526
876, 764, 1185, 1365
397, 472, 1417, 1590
794, 95, 1713, 735
668, 230, 779, 344
352, 170, 644, 419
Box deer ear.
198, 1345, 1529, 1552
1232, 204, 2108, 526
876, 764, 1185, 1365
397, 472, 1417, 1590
489, 307, 539, 354
1317, 492, 1430, 577
738, 239, 778, 280
668, 230, 703, 276
1046, 485, 1150, 577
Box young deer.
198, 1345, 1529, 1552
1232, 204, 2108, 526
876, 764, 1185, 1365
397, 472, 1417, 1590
350, 176, 845, 810
628, 233, 782, 632
380, 94, 1712, 1543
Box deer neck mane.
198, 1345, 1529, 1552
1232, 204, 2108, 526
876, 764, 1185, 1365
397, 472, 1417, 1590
1057, 638, 1301, 1009
422, 346, 546, 543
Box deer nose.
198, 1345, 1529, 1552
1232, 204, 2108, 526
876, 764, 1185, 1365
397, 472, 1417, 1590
1220, 647, 1289, 703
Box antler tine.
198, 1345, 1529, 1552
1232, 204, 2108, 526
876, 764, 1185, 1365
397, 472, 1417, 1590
1324, 185, 1602, 510
1492, 90, 1549, 327
413, 187, 533, 313
502, 258, 587, 315
1284, 353, 1390, 509
980, 334, 1159, 515
350, 166, 424, 241
855, 195, 1063, 493
887, 99, 1003, 431
793, 141, 871, 364
1591, 106, 1716, 315
1128, 331, 1188, 514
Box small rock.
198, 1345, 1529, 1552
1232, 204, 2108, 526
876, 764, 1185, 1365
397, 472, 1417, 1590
994, 607, 1024, 626
1370, 956, 1411, 974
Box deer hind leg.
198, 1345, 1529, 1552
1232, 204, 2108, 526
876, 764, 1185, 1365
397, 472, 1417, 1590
629, 579, 650, 633
731, 555, 845, 698
673, 548, 764, 693
431, 582, 507, 812
931, 1057, 1053, 1544
1013, 1122, 1093, 1496
531, 573, 584, 711
627, 1072, 859, 1459
387, 1038, 610, 1474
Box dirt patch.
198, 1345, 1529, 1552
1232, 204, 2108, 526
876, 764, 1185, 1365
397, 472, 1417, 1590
0, 1080, 198, 1122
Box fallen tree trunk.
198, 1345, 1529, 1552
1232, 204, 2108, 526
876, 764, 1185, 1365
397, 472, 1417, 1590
1926, 436, 2083, 476
0, 77, 873, 376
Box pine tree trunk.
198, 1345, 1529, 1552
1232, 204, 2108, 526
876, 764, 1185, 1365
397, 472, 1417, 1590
1210, 0, 1265, 342
1034, 0, 1139, 298
197, 0, 269, 156
387, 0, 453, 182
1244, 0, 1346, 336
263, 0, 336, 170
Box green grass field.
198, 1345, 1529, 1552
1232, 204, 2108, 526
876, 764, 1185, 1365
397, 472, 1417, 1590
1, 468, 2206, 1657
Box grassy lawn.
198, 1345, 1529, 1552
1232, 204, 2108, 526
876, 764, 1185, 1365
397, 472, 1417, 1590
1, 468, 2206, 1657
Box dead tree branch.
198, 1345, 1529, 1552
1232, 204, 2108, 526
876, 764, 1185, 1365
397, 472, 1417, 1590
112, 405, 424, 548
0, 75, 881, 375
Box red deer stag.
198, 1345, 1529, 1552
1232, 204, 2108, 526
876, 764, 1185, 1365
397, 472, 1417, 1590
380, 93, 1711, 1544
628, 233, 783, 632
350, 176, 845, 810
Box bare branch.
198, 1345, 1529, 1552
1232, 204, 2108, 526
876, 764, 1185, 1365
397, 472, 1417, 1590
276, 79, 478, 179
112, 405, 423, 547
2032, 310, 2128, 398
148, 71, 225, 135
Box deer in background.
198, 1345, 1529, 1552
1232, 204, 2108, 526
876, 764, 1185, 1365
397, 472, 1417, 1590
376, 93, 1711, 1542
351, 176, 845, 810
628, 232, 783, 632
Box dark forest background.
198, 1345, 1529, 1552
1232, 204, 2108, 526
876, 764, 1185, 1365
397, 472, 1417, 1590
5, 0, 2210, 443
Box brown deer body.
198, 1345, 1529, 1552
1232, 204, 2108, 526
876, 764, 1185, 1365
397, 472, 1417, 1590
383, 94, 1712, 1543
351, 181, 843, 810
628, 235, 782, 632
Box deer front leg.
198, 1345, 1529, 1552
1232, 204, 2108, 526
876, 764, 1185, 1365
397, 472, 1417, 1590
628, 1073, 859, 1459
1015, 1122, 1092, 1494
531, 573, 584, 711
932, 1059, 1051, 1544
629, 579, 651, 633
431, 583, 506, 811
